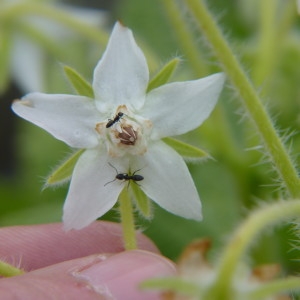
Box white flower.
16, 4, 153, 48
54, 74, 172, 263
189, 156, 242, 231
12, 22, 225, 230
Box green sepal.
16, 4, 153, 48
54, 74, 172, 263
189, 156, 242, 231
0, 259, 25, 278
163, 137, 209, 161
147, 57, 180, 92
130, 184, 152, 220
63, 65, 94, 98
45, 149, 84, 187
0, 28, 11, 93
140, 277, 200, 296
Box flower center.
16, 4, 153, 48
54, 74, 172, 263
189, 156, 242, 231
95, 105, 152, 157
117, 126, 138, 145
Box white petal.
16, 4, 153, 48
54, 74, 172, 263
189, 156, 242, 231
12, 92, 101, 148
93, 22, 149, 111
63, 149, 125, 230
134, 141, 202, 220
142, 73, 225, 139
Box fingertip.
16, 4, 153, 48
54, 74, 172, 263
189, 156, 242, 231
73, 250, 177, 300
0, 251, 176, 300
0, 221, 159, 271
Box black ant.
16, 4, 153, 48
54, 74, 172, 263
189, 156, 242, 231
104, 163, 144, 186
106, 112, 124, 128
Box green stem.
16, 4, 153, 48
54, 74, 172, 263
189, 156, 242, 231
2, 2, 160, 74
205, 200, 300, 299
16, 21, 67, 60
277, 2, 297, 39
185, 0, 300, 198
162, 0, 208, 77
118, 188, 137, 250
252, 0, 277, 86
248, 277, 300, 299
0, 260, 24, 277
0, 25, 12, 93
2, 2, 108, 46
253, 1, 295, 91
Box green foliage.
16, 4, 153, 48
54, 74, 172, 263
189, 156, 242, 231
63, 65, 94, 98
130, 184, 152, 219
163, 137, 209, 161
141, 277, 200, 296
46, 150, 84, 187
147, 57, 180, 92
0, 28, 11, 93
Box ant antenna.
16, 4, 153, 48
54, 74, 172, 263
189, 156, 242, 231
104, 163, 118, 186
108, 162, 118, 175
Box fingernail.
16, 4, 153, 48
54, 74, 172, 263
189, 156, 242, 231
73, 250, 176, 300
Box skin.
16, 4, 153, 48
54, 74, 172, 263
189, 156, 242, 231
0, 222, 176, 300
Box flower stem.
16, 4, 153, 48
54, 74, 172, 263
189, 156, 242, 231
162, 0, 208, 77
118, 188, 137, 250
2, 2, 108, 46
17, 22, 67, 60
248, 277, 300, 299
185, 0, 300, 198
0, 260, 24, 277
252, 0, 277, 86
253, 1, 295, 90
0, 26, 11, 92
205, 200, 300, 299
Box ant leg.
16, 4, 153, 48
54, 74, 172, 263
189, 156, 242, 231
131, 165, 146, 176
104, 177, 117, 186
126, 180, 131, 189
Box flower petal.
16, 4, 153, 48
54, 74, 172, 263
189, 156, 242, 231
141, 73, 225, 139
133, 141, 202, 221
12, 92, 101, 148
93, 22, 149, 111
63, 149, 125, 230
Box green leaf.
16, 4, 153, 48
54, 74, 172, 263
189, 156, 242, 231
130, 184, 153, 220
163, 137, 209, 161
63, 65, 94, 98
140, 277, 200, 296
147, 57, 180, 92
45, 149, 84, 187
0, 28, 12, 93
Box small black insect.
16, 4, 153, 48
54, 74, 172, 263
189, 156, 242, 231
106, 112, 124, 128
104, 163, 144, 186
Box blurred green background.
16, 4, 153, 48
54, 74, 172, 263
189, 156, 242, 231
1, 0, 300, 277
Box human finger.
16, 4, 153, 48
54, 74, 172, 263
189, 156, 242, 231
0, 222, 158, 271
1, 250, 176, 300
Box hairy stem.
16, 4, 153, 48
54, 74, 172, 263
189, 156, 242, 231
2, 2, 108, 46
118, 188, 137, 250
248, 277, 300, 299
162, 0, 208, 77
185, 0, 300, 198
205, 200, 300, 299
